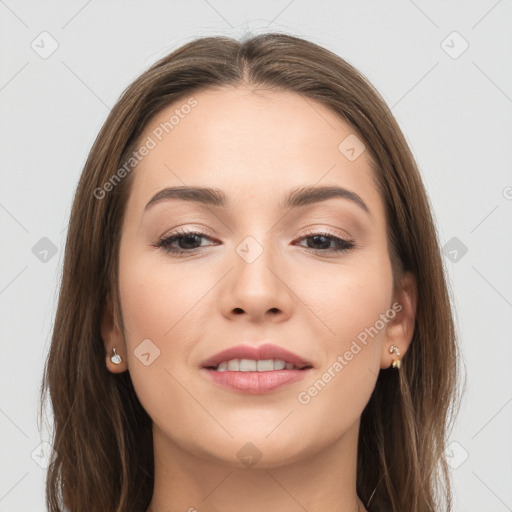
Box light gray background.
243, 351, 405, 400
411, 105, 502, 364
1, 1, 511, 511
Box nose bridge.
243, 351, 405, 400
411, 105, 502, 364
221, 230, 293, 319
234, 232, 279, 292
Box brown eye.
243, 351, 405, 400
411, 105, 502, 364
295, 232, 355, 253
155, 230, 217, 255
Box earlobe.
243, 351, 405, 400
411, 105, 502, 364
380, 271, 418, 369
101, 293, 128, 373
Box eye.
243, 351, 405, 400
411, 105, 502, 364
154, 229, 355, 257
294, 231, 355, 253
154, 229, 217, 256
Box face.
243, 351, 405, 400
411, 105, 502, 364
103, 85, 416, 468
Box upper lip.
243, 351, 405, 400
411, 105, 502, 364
201, 343, 314, 369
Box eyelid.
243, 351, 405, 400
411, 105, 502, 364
158, 225, 353, 244
296, 225, 354, 241
159, 223, 216, 239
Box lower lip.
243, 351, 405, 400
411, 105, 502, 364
200, 368, 312, 394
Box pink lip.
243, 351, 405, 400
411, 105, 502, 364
200, 343, 313, 369
199, 343, 314, 395
200, 367, 312, 394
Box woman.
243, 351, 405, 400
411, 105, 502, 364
40, 32, 461, 512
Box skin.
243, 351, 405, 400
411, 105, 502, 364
101, 85, 417, 512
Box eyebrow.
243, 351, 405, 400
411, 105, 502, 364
144, 185, 370, 215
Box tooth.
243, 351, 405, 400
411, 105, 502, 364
257, 359, 275, 372
227, 359, 240, 371
239, 359, 257, 371
212, 359, 301, 372
273, 359, 286, 370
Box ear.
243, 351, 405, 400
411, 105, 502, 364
101, 292, 128, 373
380, 271, 418, 369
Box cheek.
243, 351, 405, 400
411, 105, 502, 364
116, 247, 221, 432
293, 254, 393, 413
118, 248, 213, 343
295, 254, 393, 348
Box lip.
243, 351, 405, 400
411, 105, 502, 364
200, 343, 313, 369
200, 367, 312, 394
199, 343, 314, 395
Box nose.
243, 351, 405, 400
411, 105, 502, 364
219, 237, 295, 323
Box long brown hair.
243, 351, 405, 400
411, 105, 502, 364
40, 32, 462, 512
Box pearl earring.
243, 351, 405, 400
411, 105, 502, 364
110, 347, 122, 365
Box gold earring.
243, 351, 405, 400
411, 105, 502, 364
110, 347, 122, 365
389, 345, 401, 369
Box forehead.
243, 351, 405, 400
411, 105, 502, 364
125, 85, 382, 217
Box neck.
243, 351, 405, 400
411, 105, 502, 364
147, 419, 368, 512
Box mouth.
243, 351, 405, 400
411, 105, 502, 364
200, 344, 314, 394
204, 358, 312, 372
200, 343, 313, 370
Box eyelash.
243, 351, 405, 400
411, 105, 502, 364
154, 228, 356, 257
